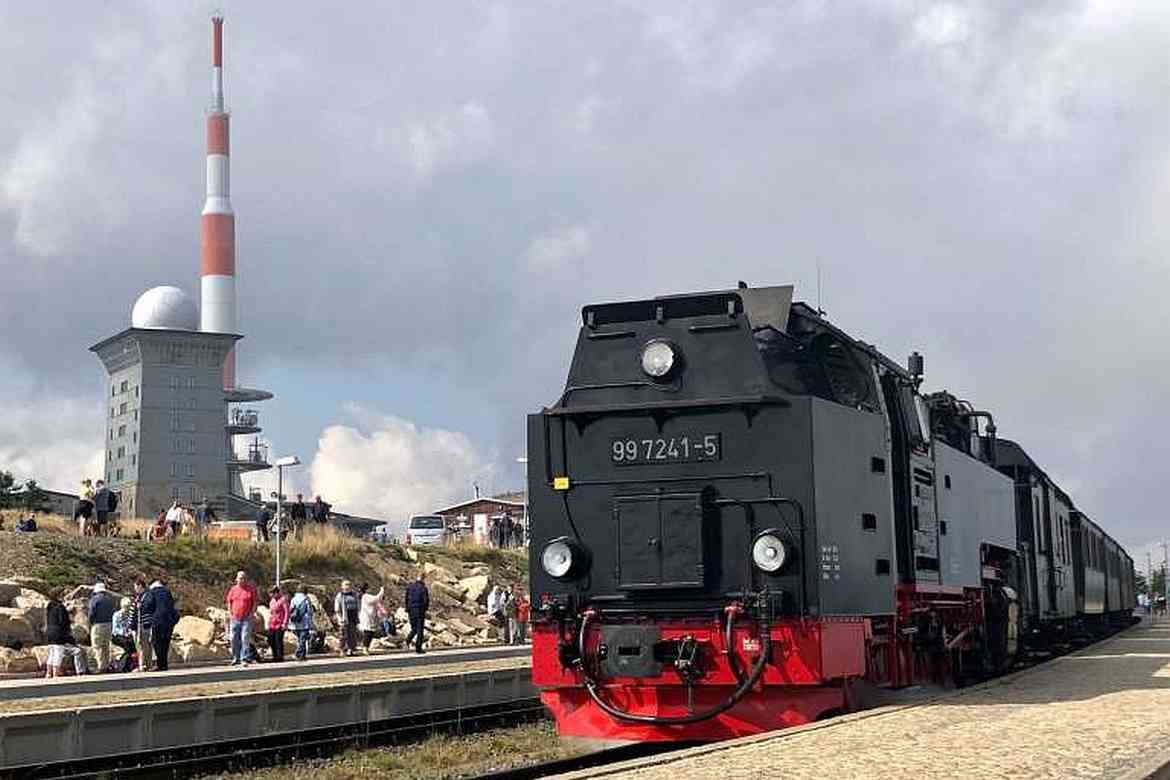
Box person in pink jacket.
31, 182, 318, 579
267, 586, 290, 662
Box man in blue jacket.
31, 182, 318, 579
139, 580, 179, 671
403, 570, 429, 654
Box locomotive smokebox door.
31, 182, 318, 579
600, 625, 664, 678
615, 494, 705, 589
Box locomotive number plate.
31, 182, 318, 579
610, 434, 721, 465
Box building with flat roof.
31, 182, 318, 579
91, 317, 240, 519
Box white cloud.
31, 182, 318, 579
526, 225, 591, 271
379, 101, 496, 179
1, 77, 109, 255
0, 359, 103, 492
309, 404, 494, 522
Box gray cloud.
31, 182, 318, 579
1, 2, 1168, 548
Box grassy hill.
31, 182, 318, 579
0, 511, 527, 630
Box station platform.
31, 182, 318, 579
0, 652, 534, 768
555, 618, 1170, 780
0, 644, 528, 707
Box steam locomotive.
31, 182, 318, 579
526, 284, 1135, 743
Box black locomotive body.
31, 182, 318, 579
527, 284, 1135, 743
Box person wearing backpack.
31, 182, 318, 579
92, 480, 118, 537
333, 580, 360, 656
288, 585, 314, 661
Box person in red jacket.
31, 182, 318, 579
267, 586, 290, 662
225, 571, 258, 666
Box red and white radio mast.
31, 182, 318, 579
200, 13, 237, 390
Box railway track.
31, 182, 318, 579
463, 742, 685, 780
3, 697, 546, 780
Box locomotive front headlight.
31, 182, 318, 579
541, 537, 577, 579
640, 339, 677, 379
752, 530, 788, 573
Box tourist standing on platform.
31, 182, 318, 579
226, 571, 259, 666
111, 597, 137, 672
267, 586, 289, 663
358, 582, 385, 653
87, 582, 116, 673
515, 593, 530, 644
404, 570, 430, 655
334, 580, 360, 656
140, 580, 178, 671
44, 588, 87, 677
288, 584, 313, 661
132, 580, 152, 671
503, 586, 519, 645
487, 586, 503, 626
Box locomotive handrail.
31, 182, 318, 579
714, 496, 807, 617
547, 393, 791, 415
577, 608, 772, 725
564, 471, 769, 488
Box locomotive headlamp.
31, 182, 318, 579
752, 530, 788, 573
640, 339, 677, 379
541, 537, 578, 578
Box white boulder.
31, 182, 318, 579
174, 616, 216, 647
458, 575, 490, 604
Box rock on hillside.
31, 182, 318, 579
0, 529, 528, 667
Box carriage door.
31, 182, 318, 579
910, 453, 941, 584
1040, 484, 1057, 614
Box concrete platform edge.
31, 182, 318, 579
553, 623, 1146, 779
0, 644, 529, 702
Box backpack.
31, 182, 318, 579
290, 599, 308, 625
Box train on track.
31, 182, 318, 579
526, 283, 1135, 743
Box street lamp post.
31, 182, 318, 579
273, 456, 301, 588
516, 456, 528, 547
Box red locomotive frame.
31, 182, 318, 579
534, 583, 989, 742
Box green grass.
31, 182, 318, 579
29, 537, 118, 589
212, 720, 582, 780
440, 543, 529, 576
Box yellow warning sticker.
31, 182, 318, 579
553, 476, 571, 491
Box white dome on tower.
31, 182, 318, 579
131, 286, 199, 330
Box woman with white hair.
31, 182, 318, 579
111, 597, 136, 672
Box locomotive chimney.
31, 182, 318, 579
908, 351, 924, 386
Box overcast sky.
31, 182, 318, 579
0, 2, 1167, 555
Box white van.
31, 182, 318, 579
406, 514, 449, 546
